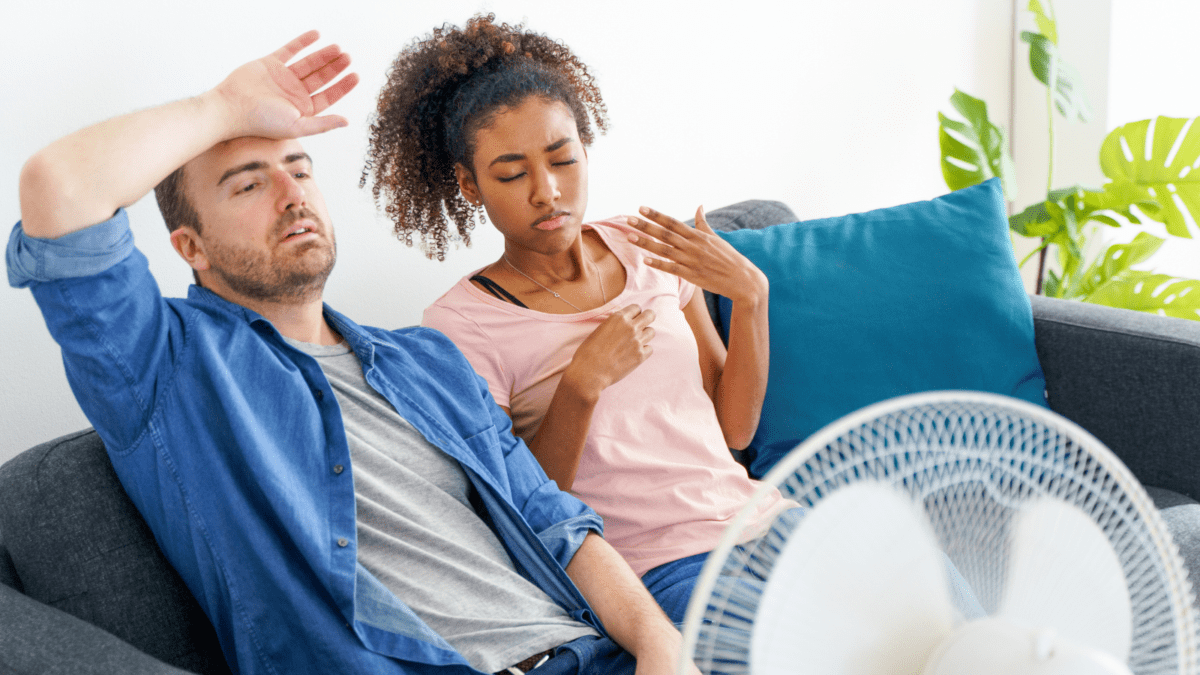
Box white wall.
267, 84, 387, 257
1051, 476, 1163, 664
0, 0, 1014, 461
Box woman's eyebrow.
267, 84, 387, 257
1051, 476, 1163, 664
488, 137, 575, 167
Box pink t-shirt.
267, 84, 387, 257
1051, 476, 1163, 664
422, 219, 791, 575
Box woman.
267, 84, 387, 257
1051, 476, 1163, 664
363, 14, 795, 622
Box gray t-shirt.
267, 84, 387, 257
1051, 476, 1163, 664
288, 338, 595, 672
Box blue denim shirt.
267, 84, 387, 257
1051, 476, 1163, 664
7, 210, 605, 675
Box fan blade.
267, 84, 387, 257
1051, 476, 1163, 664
923, 619, 1134, 675
998, 498, 1133, 663
750, 483, 954, 675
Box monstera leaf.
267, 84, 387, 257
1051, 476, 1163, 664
938, 89, 1016, 199
1099, 116, 1200, 238
1021, 31, 1092, 123
1027, 0, 1059, 44
936, 3, 1200, 320
1008, 187, 1102, 263
1066, 232, 1163, 300
1086, 271, 1200, 320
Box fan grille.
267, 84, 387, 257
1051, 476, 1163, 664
683, 392, 1199, 675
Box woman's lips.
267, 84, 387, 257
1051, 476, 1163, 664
534, 214, 570, 231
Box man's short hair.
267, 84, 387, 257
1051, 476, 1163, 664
154, 166, 202, 235
154, 166, 203, 285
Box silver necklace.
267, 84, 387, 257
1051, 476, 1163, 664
503, 254, 607, 311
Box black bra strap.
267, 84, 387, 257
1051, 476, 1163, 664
470, 275, 529, 308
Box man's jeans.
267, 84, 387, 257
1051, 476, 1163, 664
532, 635, 635, 674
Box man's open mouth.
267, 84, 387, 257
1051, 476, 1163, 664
282, 223, 319, 241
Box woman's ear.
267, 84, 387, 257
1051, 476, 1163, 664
455, 163, 482, 206
170, 227, 210, 272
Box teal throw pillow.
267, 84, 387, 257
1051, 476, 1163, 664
716, 179, 1048, 478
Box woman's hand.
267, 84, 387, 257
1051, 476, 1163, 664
626, 206, 768, 306
562, 304, 657, 401
629, 205, 770, 450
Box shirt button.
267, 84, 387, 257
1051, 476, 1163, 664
314, 389, 324, 401
337, 538, 348, 547
333, 464, 344, 475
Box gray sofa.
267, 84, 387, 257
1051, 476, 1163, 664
4, 200, 1200, 674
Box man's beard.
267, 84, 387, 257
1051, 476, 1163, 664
206, 208, 336, 304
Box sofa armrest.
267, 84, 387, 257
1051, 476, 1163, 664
1031, 295, 1200, 501
0, 583, 192, 674
0, 429, 231, 675
0, 540, 20, 593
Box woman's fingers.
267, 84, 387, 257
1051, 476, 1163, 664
694, 205, 716, 234
635, 206, 697, 242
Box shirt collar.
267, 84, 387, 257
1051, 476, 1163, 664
184, 284, 386, 367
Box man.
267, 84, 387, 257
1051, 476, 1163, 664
8, 31, 691, 675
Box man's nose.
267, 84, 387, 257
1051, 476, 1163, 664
275, 171, 307, 212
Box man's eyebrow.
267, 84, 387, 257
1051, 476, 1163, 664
216, 162, 266, 187
487, 138, 574, 167
216, 153, 313, 187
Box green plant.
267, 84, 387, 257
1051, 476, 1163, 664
938, 0, 1200, 320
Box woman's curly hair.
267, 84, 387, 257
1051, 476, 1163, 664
362, 14, 609, 260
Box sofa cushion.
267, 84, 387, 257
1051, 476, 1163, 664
0, 429, 230, 675
1145, 486, 1200, 605
714, 179, 1048, 478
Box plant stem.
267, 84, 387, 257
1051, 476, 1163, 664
1036, 0, 1059, 296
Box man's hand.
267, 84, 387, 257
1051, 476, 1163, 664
19, 30, 359, 239
212, 30, 359, 140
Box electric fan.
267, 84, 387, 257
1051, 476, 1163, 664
679, 391, 1199, 675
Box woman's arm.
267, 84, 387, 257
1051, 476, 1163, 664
628, 206, 770, 450
682, 290, 768, 449
511, 304, 658, 489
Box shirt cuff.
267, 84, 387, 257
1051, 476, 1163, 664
7, 209, 135, 288
539, 512, 605, 570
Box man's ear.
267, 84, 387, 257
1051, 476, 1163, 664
170, 227, 210, 272
455, 163, 482, 206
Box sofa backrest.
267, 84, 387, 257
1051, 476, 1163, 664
0, 429, 231, 675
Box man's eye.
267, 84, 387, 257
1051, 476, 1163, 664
294, 172, 310, 179
553, 158, 578, 167
238, 183, 257, 193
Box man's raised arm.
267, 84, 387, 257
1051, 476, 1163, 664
17, 31, 358, 240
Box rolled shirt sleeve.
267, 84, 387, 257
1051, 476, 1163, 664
7, 209, 135, 288
479, 371, 604, 568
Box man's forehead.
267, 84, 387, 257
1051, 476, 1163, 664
189, 137, 310, 183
